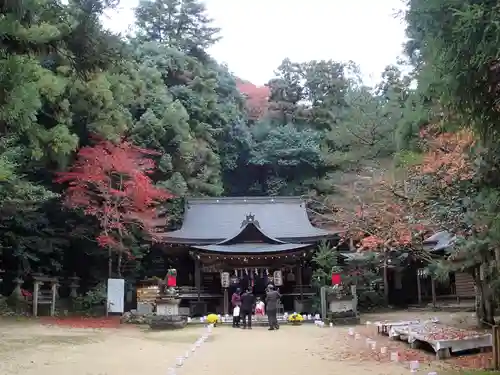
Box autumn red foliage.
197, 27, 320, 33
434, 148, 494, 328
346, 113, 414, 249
417, 126, 474, 183
336, 127, 474, 251
335, 175, 426, 252
236, 78, 270, 120
55, 138, 172, 252
40, 316, 122, 329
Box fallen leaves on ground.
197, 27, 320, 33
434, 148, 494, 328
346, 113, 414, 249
40, 316, 123, 329
315, 325, 493, 371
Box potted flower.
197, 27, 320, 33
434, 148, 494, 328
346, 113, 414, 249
288, 313, 304, 325
207, 313, 219, 326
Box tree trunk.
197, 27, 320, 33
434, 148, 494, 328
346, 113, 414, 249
108, 248, 112, 279
474, 266, 495, 327
117, 252, 122, 278
383, 250, 389, 305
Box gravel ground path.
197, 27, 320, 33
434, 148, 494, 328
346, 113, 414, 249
0, 321, 451, 375
181, 325, 412, 375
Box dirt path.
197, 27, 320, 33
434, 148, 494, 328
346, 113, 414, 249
0, 322, 447, 375
182, 325, 413, 375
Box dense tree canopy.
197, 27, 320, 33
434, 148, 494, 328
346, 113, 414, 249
3, 0, 498, 324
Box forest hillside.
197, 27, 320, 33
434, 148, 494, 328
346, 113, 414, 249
2, 0, 500, 325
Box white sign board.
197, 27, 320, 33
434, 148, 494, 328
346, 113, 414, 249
107, 278, 125, 313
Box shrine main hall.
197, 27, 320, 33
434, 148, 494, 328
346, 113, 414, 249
139, 196, 340, 316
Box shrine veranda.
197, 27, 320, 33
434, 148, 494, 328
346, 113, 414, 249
374, 319, 493, 359
137, 197, 344, 316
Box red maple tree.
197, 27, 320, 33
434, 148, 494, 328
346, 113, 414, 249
339, 127, 474, 251
55, 138, 172, 256
417, 126, 474, 183
236, 78, 270, 121
337, 176, 426, 252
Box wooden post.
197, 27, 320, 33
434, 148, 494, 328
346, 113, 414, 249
297, 263, 303, 302
496, 327, 500, 370
431, 278, 437, 308
33, 281, 41, 317
417, 270, 422, 305
493, 326, 499, 370
383, 249, 389, 304
223, 288, 228, 315
195, 257, 201, 302
50, 280, 58, 317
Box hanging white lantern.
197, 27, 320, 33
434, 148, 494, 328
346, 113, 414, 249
273, 270, 283, 286
221, 272, 230, 287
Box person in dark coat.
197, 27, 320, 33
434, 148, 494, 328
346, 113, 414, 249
240, 287, 255, 329
231, 287, 241, 328
265, 284, 281, 330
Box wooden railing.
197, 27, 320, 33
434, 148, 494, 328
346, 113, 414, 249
178, 286, 222, 297
292, 285, 314, 294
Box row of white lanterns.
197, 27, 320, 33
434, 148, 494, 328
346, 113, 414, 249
167, 323, 214, 375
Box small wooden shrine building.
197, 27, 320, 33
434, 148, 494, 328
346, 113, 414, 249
155, 196, 340, 316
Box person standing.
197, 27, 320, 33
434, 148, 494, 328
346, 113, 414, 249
240, 287, 255, 329
231, 287, 241, 328
255, 297, 265, 322
265, 284, 281, 330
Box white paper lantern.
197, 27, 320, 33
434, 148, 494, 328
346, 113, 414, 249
410, 360, 419, 373
273, 270, 283, 286
390, 351, 399, 362
176, 357, 184, 367
221, 272, 230, 287
380, 347, 387, 354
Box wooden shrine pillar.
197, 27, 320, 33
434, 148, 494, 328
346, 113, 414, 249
431, 277, 437, 308
417, 270, 422, 305
194, 256, 201, 301
297, 262, 303, 301
33, 280, 40, 317
224, 288, 229, 315
50, 280, 59, 317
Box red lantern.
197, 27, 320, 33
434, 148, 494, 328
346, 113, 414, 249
167, 268, 177, 287
331, 273, 341, 285
167, 275, 176, 287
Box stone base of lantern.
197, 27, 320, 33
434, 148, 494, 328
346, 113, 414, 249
149, 314, 187, 330
327, 310, 360, 326
148, 288, 187, 330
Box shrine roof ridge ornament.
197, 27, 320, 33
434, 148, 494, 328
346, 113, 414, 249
241, 213, 260, 228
